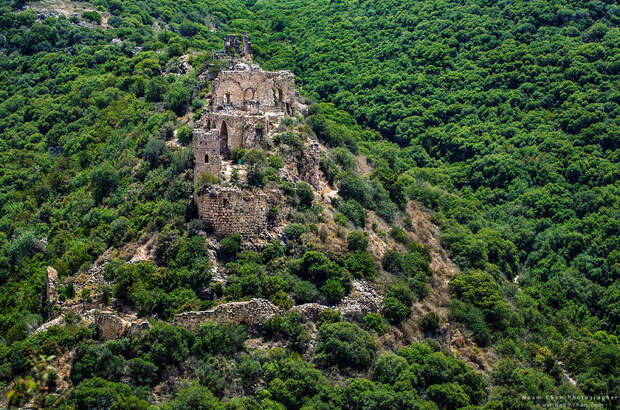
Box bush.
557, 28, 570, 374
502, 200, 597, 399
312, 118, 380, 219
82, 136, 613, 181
219, 234, 241, 261
426, 382, 470, 409
362, 313, 387, 335
296, 182, 314, 209
146, 77, 167, 102
317, 309, 341, 327
421, 312, 441, 332
167, 381, 221, 409
82, 11, 102, 24
292, 280, 319, 303
386, 282, 414, 307
316, 322, 376, 370
347, 231, 369, 251
338, 199, 366, 227
284, 223, 306, 241
177, 126, 193, 145
68, 378, 147, 410
371, 352, 408, 384
321, 279, 346, 304
165, 84, 191, 115
127, 358, 158, 387
390, 226, 408, 244
382, 297, 410, 324
343, 250, 376, 279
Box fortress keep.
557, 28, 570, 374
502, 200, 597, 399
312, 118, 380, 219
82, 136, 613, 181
193, 35, 318, 236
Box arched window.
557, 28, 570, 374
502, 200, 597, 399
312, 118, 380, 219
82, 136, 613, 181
204, 153, 209, 163
244, 88, 255, 101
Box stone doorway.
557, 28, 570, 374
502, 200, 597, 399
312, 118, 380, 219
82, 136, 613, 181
220, 122, 230, 158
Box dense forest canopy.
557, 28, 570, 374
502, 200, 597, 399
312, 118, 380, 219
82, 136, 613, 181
0, 0, 618, 408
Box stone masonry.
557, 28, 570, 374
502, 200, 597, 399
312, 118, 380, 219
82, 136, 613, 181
195, 185, 284, 236
193, 35, 312, 236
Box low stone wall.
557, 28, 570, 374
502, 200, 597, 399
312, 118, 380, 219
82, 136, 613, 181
173, 298, 282, 331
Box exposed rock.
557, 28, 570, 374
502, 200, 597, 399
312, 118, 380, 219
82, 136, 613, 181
173, 298, 282, 331
337, 280, 383, 321
46, 266, 59, 315
95, 311, 150, 340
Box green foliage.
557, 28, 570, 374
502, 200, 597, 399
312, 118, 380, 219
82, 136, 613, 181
338, 199, 366, 227
283, 223, 305, 241
82, 11, 102, 24
421, 312, 441, 333
219, 234, 242, 261
389, 226, 408, 245
347, 230, 369, 252
362, 313, 387, 336
192, 322, 247, 359
165, 83, 191, 115
315, 321, 376, 370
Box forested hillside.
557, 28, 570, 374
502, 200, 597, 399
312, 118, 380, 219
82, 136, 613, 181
0, 0, 618, 408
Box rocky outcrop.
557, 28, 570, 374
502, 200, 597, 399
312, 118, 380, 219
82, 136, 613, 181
46, 266, 59, 316
173, 298, 282, 331
337, 280, 383, 321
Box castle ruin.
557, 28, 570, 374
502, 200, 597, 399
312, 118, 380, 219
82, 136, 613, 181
193, 35, 318, 236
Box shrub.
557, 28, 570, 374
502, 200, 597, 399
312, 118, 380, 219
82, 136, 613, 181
371, 352, 408, 385
389, 226, 408, 244
334, 213, 348, 226
165, 84, 191, 115
177, 126, 193, 145
317, 309, 341, 327
343, 250, 376, 279
296, 182, 314, 209
292, 280, 319, 303
321, 279, 346, 304
362, 313, 387, 335
426, 382, 470, 409
192, 322, 247, 359
68, 378, 147, 410
145, 77, 167, 102
274, 131, 303, 149
316, 322, 376, 370
82, 11, 102, 24
421, 312, 441, 332
347, 231, 369, 251
382, 297, 410, 324
219, 234, 241, 261
386, 282, 414, 307
168, 381, 221, 409
127, 358, 158, 387
284, 223, 306, 241
338, 199, 366, 227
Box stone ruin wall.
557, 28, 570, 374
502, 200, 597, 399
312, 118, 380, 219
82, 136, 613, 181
211, 69, 297, 113
194, 128, 221, 182
196, 186, 284, 236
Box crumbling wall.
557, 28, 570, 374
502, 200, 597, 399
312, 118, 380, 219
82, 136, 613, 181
173, 298, 282, 331
194, 128, 222, 180
195, 186, 283, 236
212, 67, 297, 113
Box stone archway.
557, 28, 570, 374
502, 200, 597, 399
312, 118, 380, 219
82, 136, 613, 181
244, 88, 255, 101
220, 121, 230, 158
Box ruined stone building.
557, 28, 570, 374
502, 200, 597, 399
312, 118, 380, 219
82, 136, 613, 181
193, 64, 298, 178
193, 35, 318, 236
